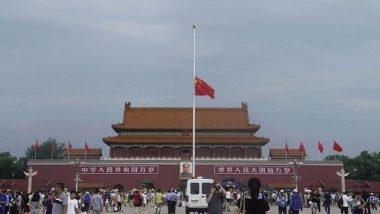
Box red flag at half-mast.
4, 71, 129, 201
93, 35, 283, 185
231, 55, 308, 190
285, 141, 289, 155
195, 76, 215, 99
68, 140, 73, 152
318, 141, 324, 153
333, 140, 343, 152
85, 143, 91, 153
299, 142, 305, 154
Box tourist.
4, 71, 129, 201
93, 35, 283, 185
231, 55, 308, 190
104, 195, 110, 212
206, 182, 226, 214
4, 190, 11, 214
318, 188, 324, 212
362, 190, 371, 214
154, 189, 164, 214
352, 192, 365, 214
276, 190, 288, 214
323, 191, 332, 214
0, 189, 7, 214
341, 192, 350, 214
290, 189, 303, 214
67, 191, 79, 214
29, 192, 41, 214
369, 193, 377, 210
42, 193, 53, 214
83, 192, 91, 212
15, 192, 22, 214
225, 188, 233, 211
132, 189, 143, 214
235, 177, 270, 214
91, 189, 103, 214
166, 189, 178, 214
142, 191, 147, 209
21, 192, 30, 214
310, 189, 319, 214
330, 192, 336, 207
117, 192, 123, 211
52, 182, 68, 214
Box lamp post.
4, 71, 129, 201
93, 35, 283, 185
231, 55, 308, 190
71, 158, 84, 192
336, 168, 349, 193
289, 159, 303, 191
24, 166, 37, 193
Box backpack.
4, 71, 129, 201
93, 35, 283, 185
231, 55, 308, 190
84, 194, 91, 204
133, 192, 142, 207
278, 196, 287, 208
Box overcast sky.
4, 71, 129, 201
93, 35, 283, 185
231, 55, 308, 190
1, 0, 380, 159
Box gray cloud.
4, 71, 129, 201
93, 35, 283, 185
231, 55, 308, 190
1, 0, 380, 158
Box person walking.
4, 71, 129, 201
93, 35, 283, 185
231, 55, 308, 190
29, 192, 41, 214
324, 191, 332, 214
0, 189, 7, 214
166, 189, 178, 214
277, 190, 288, 214
341, 192, 350, 214
83, 192, 91, 212
310, 190, 320, 214
154, 189, 164, 214
67, 191, 79, 214
133, 189, 143, 214
52, 182, 68, 214
290, 189, 303, 214
91, 189, 103, 214
235, 177, 270, 214
362, 191, 371, 214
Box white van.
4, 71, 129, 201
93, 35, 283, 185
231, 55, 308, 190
184, 178, 214, 214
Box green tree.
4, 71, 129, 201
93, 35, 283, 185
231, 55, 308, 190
0, 152, 26, 179
325, 152, 380, 181
25, 138, 66, 160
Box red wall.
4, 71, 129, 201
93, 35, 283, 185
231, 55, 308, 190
29, 161, 342, 192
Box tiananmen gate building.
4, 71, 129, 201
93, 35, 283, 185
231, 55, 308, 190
23, 102, 348, 192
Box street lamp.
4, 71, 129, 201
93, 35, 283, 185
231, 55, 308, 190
336, 168, 349, 193
71, 158, 84, 192
289, 159, 303, 191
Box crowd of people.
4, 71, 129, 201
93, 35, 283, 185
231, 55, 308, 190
1, 180, 380, 214
267, 188, 379, 214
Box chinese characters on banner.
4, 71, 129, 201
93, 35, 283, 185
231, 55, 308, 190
214, 166, 294, 175
79, 165, 159, 174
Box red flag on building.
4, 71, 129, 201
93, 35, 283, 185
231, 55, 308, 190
68, 140, 73, 152
51, 143, 56, 159
195, 76, 215, 99
32, 140, 40, 152
333, 140, 343, 153
85, 143, 91, 153
32, 140, 39, 159
285, 141, 289, 156
299, 142, 305, 154
318, 141, 324, 153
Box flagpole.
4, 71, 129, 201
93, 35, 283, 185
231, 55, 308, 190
34, 141, 37, 160
285, 139, 288, 161
192, 24, 196, 177
51, 148, 53, 160
85, 143, 87, 161
68, 140, 70, 160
